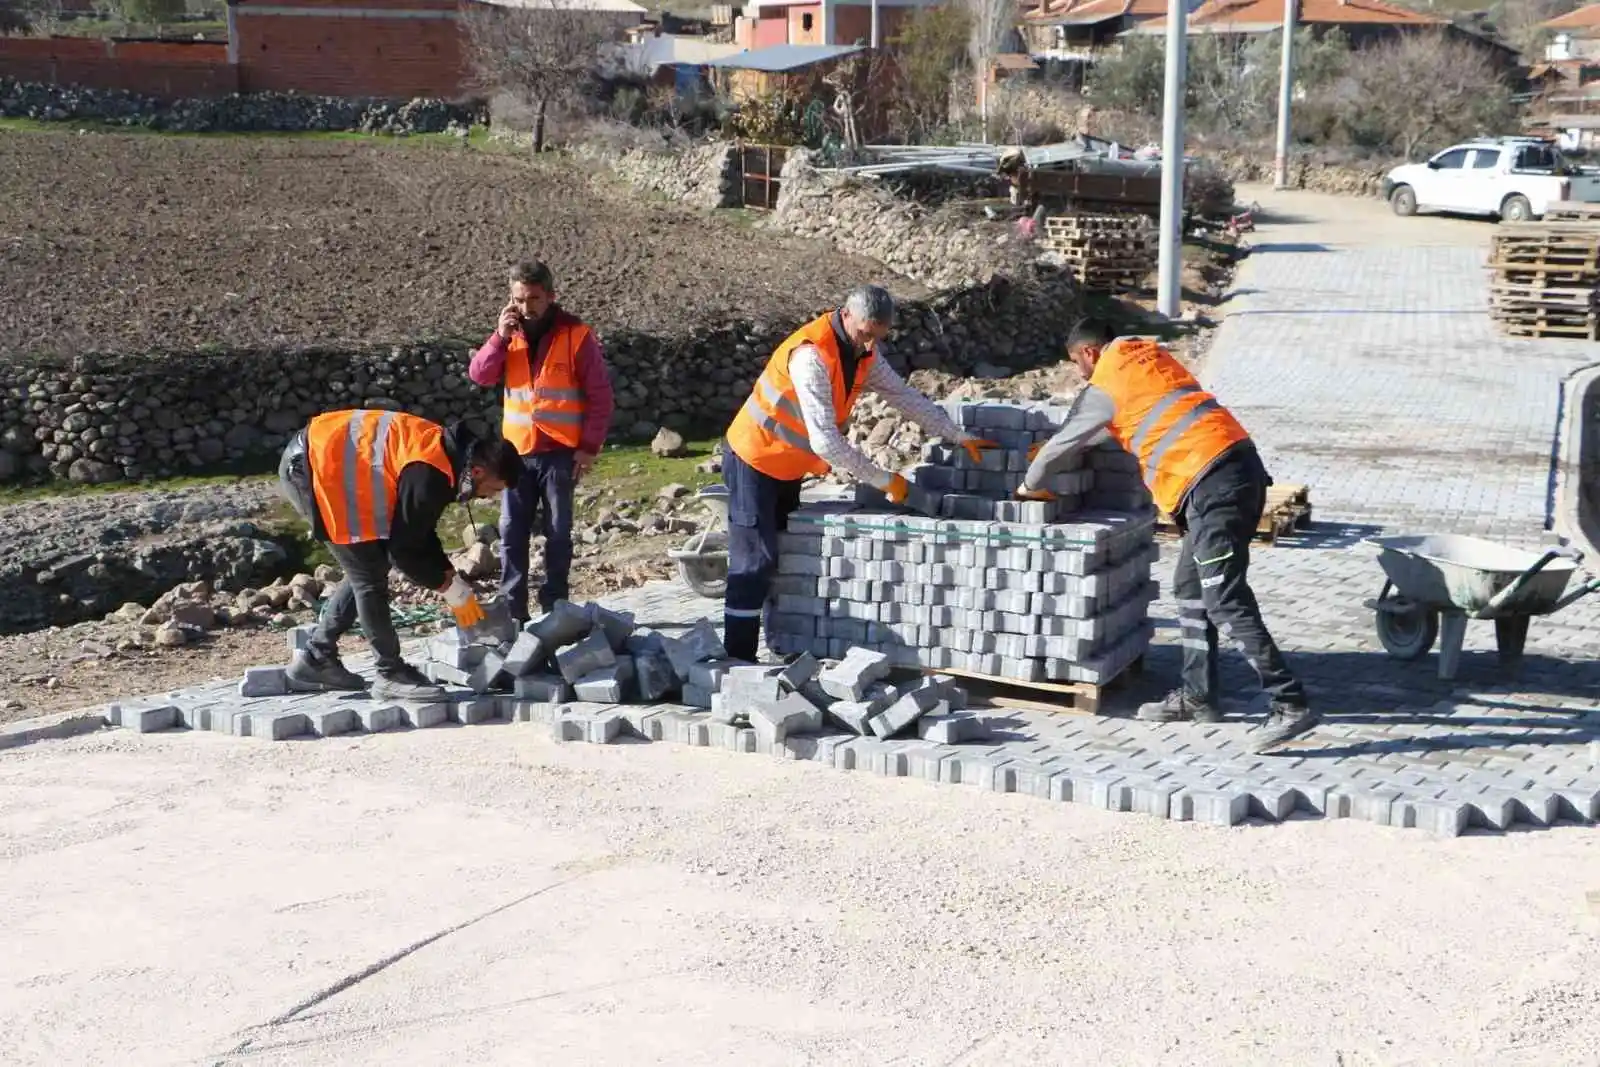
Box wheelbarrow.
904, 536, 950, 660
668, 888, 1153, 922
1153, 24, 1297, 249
666, 483, 729, 599
1362, 534, 1600, 681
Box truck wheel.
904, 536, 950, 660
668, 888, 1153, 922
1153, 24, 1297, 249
1500, 194, 1533, 222
1389, 185, 1417, 217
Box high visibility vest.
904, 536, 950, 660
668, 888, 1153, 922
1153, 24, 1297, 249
726, 312, 876, 481
306, 409, 455, 545
504, 314, 591, 453
1091, 338, 1250, 515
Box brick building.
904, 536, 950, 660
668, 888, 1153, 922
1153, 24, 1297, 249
227, 0, 468, 98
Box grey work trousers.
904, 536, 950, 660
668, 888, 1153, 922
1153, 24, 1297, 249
1171, 443, 1306, 707
277, 437, 407, 675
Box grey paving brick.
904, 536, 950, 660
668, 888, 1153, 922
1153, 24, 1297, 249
448, 697, 499, 726
354, 702, 404, 733
307, 706, 361, 737
1170, 788, 1249, 826
247, 710, 311, 741
555, 632, 615, 685
585, 602, 636, 650
120, 704, 179, 734
399, 702, 449, 729
468, 651, 508, 695
239, 667, 288, 698
681, 683, 713, 709
514, 673, 572, 702
500, 632, 547, 678
526, 601, 592, 650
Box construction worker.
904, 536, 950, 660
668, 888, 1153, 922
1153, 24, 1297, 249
1019, 321, 1319, 753
470, 260, 615, 624
277, 409, 522, 702
721, 284, 1000, 662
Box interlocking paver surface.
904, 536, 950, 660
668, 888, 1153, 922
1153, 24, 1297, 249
86, 192, 1600, 837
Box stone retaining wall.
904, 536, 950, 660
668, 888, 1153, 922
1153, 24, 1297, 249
1214, 149, 1389, 199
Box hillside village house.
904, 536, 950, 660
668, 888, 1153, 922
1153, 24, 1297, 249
1018, 0, 1179, 56
733, 0, 943, 48
1131, 0, 1449, 45
1544, 4, 1600, 61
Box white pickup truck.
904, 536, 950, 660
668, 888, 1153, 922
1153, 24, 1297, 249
1381, 137, 1600, 221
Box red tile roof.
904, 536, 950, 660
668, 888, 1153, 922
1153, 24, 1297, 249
1143, 0, 1447, 31
1544, 4, 1600, 32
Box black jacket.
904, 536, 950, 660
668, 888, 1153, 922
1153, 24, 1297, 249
305, 421, 473, 591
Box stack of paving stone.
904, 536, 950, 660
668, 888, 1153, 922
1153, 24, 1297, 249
770, 401, 1159, 688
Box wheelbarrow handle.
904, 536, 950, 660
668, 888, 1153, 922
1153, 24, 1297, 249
1476, 547, 1570, 619
1551, 575, 1600, 613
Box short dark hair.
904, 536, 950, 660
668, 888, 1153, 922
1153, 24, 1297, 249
1067, 319, 1113, 351
510, 260, 554, 291
471, 436, 524, 486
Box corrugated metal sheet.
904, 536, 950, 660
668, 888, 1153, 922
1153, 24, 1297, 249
705, 43, 864, 72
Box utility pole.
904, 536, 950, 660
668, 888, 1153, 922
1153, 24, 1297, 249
1156, 0, 1187, 320
1273, 0, 1295, 189
871, 0, 880, 48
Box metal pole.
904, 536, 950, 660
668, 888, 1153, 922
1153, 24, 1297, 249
871, 0, 879, 48
1157, 0, 1187, 320
1273, 0, 1295, 189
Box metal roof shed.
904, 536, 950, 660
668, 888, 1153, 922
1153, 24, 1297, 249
705, 43, 865, 73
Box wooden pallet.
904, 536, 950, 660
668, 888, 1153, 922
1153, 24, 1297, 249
1498, 319, 1600, 339
916, 656, 1144, 716
1541, 201, 1600, 222
1043, 214, 1153, 235
1155, 483, 1312, 544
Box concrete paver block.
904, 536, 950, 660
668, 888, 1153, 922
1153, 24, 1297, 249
1170, 788, 1249, 826
120, 704, 179, 734
556, 631, 616, 684
239, 667, 289, 698
681, 682, 713, 708
573, 658, 636, 703
660, 618, 726, 680
585, 602, 637, 650
449, 697, 499, 725
917, 713, 989, 744
352, 702, 403, 733
514, 673, 572, 702
400, 702, 450, 729
500, 632, 547, 678
246, 710, 312, 741
818, 647, 892, 701
634, 650, 677, 703
527, 600, 592, 650
468, 651, 508, 695
750, 690, 824, 748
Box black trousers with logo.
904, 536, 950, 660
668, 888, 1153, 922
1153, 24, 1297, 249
1170, 443, 1306, 707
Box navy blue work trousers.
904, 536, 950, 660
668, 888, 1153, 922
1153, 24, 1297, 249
499, 448, 575, 622
722, 442, 802, 662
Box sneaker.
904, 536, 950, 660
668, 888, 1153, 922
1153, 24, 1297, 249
1252, 703, 1322, 753
285, 649, 368, 693
1136, 689, 1221, 724
371, 663, 447, 703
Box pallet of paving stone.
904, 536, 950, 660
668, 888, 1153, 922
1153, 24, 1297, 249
916, 653, 1144, 717
1155, 483, 1312, 544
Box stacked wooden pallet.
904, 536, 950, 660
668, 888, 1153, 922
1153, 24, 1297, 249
1039, 214, 1156, 292
1487, 221, 1600, 340
1156, 484, 1313, 545
1540, 201, 1600, 222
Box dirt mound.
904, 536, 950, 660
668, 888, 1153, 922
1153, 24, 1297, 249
0, 131, 916, 356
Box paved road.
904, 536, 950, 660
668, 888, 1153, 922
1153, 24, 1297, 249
1211, 185, 1600, 542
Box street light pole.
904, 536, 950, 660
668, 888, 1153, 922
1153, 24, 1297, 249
1273, 0, 1295, 189
1156, 0, 1187, 320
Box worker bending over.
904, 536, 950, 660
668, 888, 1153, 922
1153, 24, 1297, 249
1020, 322, 1318, 752
277, 409, 521, 702
471, 260, 615, 624
722, 284, 999, 662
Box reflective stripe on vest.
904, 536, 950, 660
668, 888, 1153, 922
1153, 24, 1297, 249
305, 409, 455, 545
503, 317, 591, 452
725, 312, 875, 481
1091, 339, 1249, 515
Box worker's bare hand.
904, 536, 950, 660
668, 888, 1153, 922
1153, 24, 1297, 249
496, 302, 521, 340
573, 450, 597, 483
1015, 484, 1056, 502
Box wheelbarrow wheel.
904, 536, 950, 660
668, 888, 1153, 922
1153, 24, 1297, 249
678, 558, 727, 599
1374, 596, 1439, 660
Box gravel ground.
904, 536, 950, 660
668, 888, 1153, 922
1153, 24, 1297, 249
1, 727, 1596, 1065
0, 130, 914, 355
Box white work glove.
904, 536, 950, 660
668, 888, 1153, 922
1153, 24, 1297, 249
441, 574, 487, 631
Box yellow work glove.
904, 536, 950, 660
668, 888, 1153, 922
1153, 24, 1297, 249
960, 437, 999, 464
1015, 484, 1057, 502
441, 575, 487, 632
884, 473, 911, 505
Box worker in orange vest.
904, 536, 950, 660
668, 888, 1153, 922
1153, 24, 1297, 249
470, 260, 615, 623
722, 284, 999, 662
277, 409, 523, 702
1020, 321, 1318, 753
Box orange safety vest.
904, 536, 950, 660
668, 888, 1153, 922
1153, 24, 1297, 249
306, 409, 455, 545
1091, 338, 1250, 515
503, 314, 591, 453
726, 312, 876, 481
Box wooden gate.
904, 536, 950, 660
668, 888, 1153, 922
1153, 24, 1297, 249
739, 144, 788, 210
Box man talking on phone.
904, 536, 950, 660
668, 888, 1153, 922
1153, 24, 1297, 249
470, 260, 615, 624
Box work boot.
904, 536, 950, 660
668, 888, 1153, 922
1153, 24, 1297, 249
1252, 702, 1322, 753
285, 649, 368, 693
371, 663, 447, 703
1136, 689, 1221, 724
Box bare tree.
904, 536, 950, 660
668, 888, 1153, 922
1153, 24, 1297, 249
1495, 0, 1581, 59
1332, 30, 1518, 160
461, 0, 621, 152
963, 0, 1014, 141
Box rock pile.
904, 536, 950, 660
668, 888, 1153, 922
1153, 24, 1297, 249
0, 79, 483, 134
99, 567, 337, 651
571, 139, 742, 210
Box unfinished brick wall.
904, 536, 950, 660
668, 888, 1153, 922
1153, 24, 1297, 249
0, 38, 236, 98
232, 0, 468, 99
